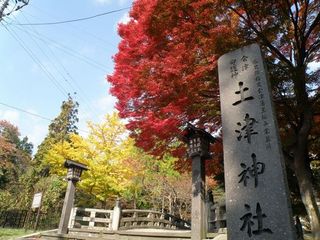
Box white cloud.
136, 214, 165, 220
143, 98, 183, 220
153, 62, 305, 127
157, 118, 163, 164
77, 94, 117, 137
94, 0, 112, 5
93, 0, 130, 6
0, 109, 20, 124
95, 95, 117, 113
0, 108, 48, 151
93, 95, 117, 122
26, 124, 48, 150
114, 12, 131, 32
118, 12, 131, 25
79, 45, 97, 56
119, 0, 130, 6
23, 109, 48, 149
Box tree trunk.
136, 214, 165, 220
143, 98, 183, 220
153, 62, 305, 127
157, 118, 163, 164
290, 65, 320, 239
293, 104, 320, 239
294, 159, 320, 239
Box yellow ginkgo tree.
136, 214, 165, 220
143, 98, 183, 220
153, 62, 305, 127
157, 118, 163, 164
44, 112, 137, 207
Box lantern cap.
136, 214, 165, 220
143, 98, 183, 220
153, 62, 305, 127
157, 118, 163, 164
64, 159, 88, 171
182, 123, 216, 143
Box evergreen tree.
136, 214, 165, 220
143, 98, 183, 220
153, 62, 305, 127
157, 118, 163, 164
33, 94, 79, 177
0, 96, 79, 211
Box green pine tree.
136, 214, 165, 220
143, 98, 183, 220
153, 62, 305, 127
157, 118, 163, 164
33, 94, 79, 177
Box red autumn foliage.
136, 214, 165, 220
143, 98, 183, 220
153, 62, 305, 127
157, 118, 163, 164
108, 0, 320, 233
108, 0, 242, 158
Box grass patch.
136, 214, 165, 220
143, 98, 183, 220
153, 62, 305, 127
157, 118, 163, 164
303, 233, 315, 240
0, 228, 33, 240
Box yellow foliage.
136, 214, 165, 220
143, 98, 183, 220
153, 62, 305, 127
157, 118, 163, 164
44, 112, 138, 203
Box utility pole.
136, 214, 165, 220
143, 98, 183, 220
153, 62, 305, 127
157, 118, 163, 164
0, 0, 10, 21
0, 0, 29, 22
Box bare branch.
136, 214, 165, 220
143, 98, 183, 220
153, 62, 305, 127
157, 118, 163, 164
304, 11, 320, 40
285, 0, 298, 32
285, 0, 303, 63
311, 91, 320, 105
273, 95, 298, 131
293, 0, 300, 28
227, 5, 294, 68
301, 0, 310, 35
306, 39, 320, 61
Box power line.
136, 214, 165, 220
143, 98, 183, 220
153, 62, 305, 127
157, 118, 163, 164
12, 7, 131, 26
24, 4, 117, 49
0, 101, 89, 134
0, 101, 51, 121
11, 23, 110, 72
1, 21, 69, 97
2, 16, 102, 125
16, 14, 99, 117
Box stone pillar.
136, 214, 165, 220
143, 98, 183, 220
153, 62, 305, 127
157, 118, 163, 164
58, 180, 76, 235
218, 43, 297, 239
191, 155, 206, 240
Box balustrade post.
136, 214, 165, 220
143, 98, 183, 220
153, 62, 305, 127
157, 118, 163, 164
112, 198, 121, 231
206, 190, 215, 232
89, 210, 96, 228
68, 207, 77, 229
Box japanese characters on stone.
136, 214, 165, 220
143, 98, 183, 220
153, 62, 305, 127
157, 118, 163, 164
253, 59, 272, 150
218, 44, 297, 240
228, 54, 272, 237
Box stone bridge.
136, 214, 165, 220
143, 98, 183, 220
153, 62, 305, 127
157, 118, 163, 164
40, 204, 227, 240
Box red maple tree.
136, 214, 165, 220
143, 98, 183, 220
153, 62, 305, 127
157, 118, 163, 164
108, 0, 320, 236
108, 0, 239, 155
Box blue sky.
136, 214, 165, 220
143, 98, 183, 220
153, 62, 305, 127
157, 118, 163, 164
0, 0, 133, 149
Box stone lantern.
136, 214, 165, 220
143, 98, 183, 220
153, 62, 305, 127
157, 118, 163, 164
58, 160, 88, 235
65, 160, 87, 182
183, 123, 215, 240
184, 123, 215, 159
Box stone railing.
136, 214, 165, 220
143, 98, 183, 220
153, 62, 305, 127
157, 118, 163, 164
68, 206, 190, 231
68, 207, 113, 230
68, 198, 230, 233
207, 200, 227, 233
119, 209, 190, 230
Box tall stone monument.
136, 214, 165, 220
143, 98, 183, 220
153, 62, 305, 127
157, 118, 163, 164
218, 44, 297, 239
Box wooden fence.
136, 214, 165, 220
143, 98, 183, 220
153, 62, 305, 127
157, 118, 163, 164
0, 209, 60, 230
